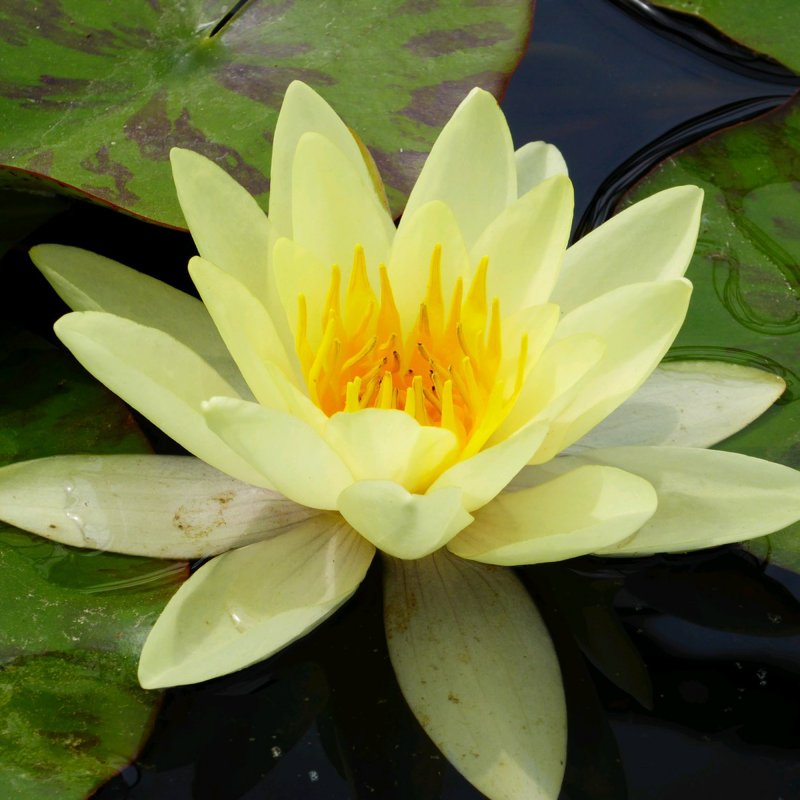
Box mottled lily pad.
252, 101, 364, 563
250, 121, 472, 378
619, 93, 800, 573
0, 327, 185, 798
647, 0, 800, 74
0, 0, 533, 226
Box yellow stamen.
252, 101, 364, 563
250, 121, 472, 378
424, 244, 445, 334
296, 245, 534, 468
377, 371, 394, 409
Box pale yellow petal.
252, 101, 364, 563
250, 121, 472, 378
573, 361, 786, 450
292, 132, 394, 276
269, 80, 374, 238
553, 447, 800, 555
139, 516, 374, 687
430, 421, 548, 512
170, 148, 271, 302
30, 243, 249, 397
515, 141, 568, 196
388, 200, 470, 328
551, 186, 703, 313
337, 481, 472, 559
493, 333, 606, 443
403, 88, 516, 248
272, 237, 331, 346
0, 455, 320, 559
325, 409, 458, 494
384, 551, 566, 800
471, 175, 573, 312
188, 257, 325, 430
533, 279, 692, 463
202, 396, 353, 509
54, 312, 270, 487
449, 465, 656, 565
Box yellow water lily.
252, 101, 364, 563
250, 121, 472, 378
3, 81, 800, 800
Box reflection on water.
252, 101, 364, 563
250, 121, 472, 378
1, 527, 185, 595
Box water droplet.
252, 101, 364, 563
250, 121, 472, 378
226, 604, 255, 633
309, 770, 319, 782
81, 522, 112, 550
271, 746, 282, 758
767, 613, 783, 624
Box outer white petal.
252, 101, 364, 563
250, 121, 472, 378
384, 550, 566, 800
292, 132, 394, 276
202, 396, 353, 509
403, 88, 516, 248
139, 515, 375, 688
170, 148, 272, 303
337, 481, 472, 559
448, 465, 656, 565
269, 80, 375, 238
551, 186, 703, 313
29, 244, 248, 397
515, 141, 568, 197
471, 175, 573, 313
324, 409, 458, 494
0, 455, 320, 559
54, 312, 270, 487
572, 361, 786, 450
548, 446, 800, 555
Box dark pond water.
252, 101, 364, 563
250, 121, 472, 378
9, 0, 800, 798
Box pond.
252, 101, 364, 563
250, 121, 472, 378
1, 0, 799, 798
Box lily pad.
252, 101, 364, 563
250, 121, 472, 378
645, 0, 800, 75
0, 327, 185, 798
0, 0, 533, 226
619, 93, 800, 573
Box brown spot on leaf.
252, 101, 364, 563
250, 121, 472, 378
124, 90, 269, 195
27, 148, 55, 175
0, 0, 153, 55
370, 147, 427, 206
80, 146, 139, 206
402, 72, 505, 127
405, 22, 513, 57
447, 691, 460, 704
397, 0, 441, 12
0, 75, 93, 110
216, 63, 333, 108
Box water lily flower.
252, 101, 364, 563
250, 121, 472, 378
2, 81, 800, 800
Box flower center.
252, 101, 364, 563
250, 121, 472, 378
295, 245, 527, 457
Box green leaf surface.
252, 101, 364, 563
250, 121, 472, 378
649, 0, 800, 74
0, 327, 185, 798
620, 94, 800, 573
0, 0, 533, 226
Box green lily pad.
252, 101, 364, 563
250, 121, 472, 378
647, 0, 800, 74
0, 0, 533, 226
0, 327, 185, 798
619, 94, 800, 573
